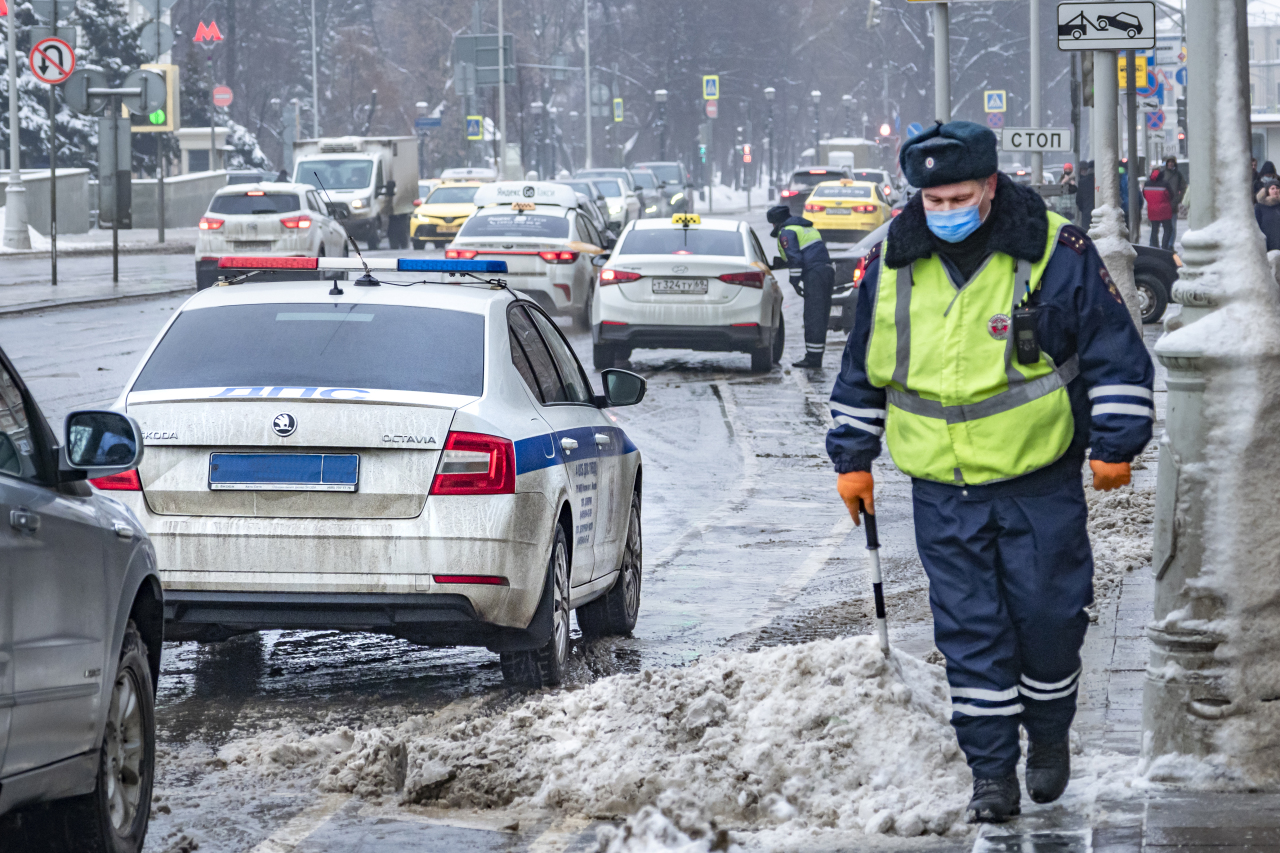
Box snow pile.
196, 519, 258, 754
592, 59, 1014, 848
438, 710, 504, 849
0, 204, 52, 252
1085, 480, 1155, 615
595, 803, 739, 853
243, 636, 972, 837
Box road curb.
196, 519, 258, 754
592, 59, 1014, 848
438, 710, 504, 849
0, 242, 196, 260
0, 283, 196, 317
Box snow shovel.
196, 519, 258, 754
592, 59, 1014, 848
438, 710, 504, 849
860, 500, 890, 657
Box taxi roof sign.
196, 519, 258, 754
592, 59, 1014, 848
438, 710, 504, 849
473, 181, 579, 209
672, 213, 701, 226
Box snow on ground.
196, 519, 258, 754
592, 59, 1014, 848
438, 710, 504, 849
0, 205, 52, 252
1085, 468, 1156, 618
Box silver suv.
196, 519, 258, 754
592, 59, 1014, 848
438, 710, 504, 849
0, 345, 162, 853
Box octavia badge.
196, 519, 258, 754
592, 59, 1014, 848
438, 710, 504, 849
272, 413, 297, 437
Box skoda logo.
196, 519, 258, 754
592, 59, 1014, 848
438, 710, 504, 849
522, 185, 536, 198
272, 413, 297, 437
672, 264, 689, 274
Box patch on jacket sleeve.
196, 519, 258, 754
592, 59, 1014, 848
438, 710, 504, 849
1098, 266, 1125, 304
865, 242, 882, 265
1057, 224, 1090, 255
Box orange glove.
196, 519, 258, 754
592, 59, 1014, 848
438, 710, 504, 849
837, 471, 875, 526
1090, 460, 1131, 491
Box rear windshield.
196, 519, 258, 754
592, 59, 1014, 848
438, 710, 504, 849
617, 229, 743, 256
294, 160, 373, 191
208, 192, 301, 215
459, 212, 569, 239
633, 171, 659, 190
132, 304, 484, 397
789, 171, 844, 189
592, 181, 622, 198
559, 181, 596, 197
852, 171, 888, 184
426, 186, 479, 205
642, 164, 682, 184
812, 186, 872, 199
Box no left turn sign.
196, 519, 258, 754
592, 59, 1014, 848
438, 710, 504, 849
30, 37, 75, 85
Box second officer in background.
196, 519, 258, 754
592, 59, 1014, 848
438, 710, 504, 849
768, 204, 834, 368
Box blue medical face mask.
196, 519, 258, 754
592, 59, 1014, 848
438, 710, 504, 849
925, 186, 988, 243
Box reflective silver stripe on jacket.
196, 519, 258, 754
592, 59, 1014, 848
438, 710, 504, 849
886, 354, 1080, 424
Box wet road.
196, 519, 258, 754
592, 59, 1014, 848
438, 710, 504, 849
1, 212, 938, 852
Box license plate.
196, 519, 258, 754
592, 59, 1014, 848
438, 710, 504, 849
209, 453, 359, 492
234, 240, 274, 250
825, 208, 852, 216
436, 225, 460, 233
652, 278, 708, 294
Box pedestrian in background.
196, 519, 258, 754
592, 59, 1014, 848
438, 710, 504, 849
1144, 169, 1175, 250
828, 120, 1154, 823
1075, 161, 1095, 229
1255, 182, 1280, 252
767, 205, 834, 368
1254, 161, 1276, 196
1158, 156, 1186, 212
1059, 163, 1076, 190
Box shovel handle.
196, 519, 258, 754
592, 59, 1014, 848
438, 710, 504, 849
859, 499, 879, 549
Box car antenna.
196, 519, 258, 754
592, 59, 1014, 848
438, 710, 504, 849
312, 170, 377, 292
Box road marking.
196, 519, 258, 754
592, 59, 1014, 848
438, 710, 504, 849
246, 793, 353, 853
740, 512, 854, 638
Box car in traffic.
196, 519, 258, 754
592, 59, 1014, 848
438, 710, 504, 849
195, 183, 351, 290
779, 167, 852, 217
632, 160, 691, 213
109, 256, 647, 687
556, 179, 614, 234
439, 166, 498, 182
411, 181, 484, 250
849, 169, 899, 204
632, 168, 666, 217
1133, 244, 1179, 324
445, 181, 611, 325
593, 214, 785, 372
803, 179, 892, 243
577, 169, 644, 223
0, 345, 162, 852
586, 177, 641, 231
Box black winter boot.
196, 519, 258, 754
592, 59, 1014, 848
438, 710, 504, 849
967, 773, 1021, 823
791, 353, 823, 368
1026, 739, 1071, 803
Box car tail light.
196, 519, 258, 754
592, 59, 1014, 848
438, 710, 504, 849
433, 575, 509, 585
281, 214, 312, 229
413, 198, 423, 206
600, 268, 642, 284
852, 205, 877, 213
446, 248, 479, 260
199, 217, 224, 230
90, 470, 141, 491
884, 184, 892, 197
719, 270, 765, 288
539, 250, 579, 264
246, 190, 266, 196
429, 431, 515, 495
780, 189, 799, 198
804, 203, 826, 212
852, 256, 868, 286
218, 256, 319, 269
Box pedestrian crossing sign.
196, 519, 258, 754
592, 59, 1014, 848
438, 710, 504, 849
984, 90, 1007, 113
466, 116, 482, 140
703, 75, 719, 100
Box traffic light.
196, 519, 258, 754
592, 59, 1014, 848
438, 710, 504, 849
698, 144, 707, 164
1176, 97, 1187, 130
866, 0, 882, 28
130, 63, 181, 133
743, 144, 752, 164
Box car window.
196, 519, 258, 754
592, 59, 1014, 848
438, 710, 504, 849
426, 186, 480, 204
642, 164, 682, 184
208, 192, 302, 215
592, 180, 622, 198
508, 306, 566, 404
575, 213, 592, 243
633, 171, 659, 190
617, 228, 744, 256
528, 309, 593, 404
748, 229, 768, 263
789, 170, 844, 190
295, 160, 373, 191
582, 216, 603, 247
875, 185, 888, 204
0, 360, 40, 482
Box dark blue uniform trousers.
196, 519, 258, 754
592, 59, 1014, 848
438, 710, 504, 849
911, 471, 1093, 779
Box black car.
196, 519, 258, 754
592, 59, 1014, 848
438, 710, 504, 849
1133, 244, 1178, 324
0, 346, 161, 852
1097, 12, 1142, 38
780, 167, 852, 217
632, 160, 692, 213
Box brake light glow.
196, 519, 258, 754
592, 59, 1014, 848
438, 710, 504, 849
246, 190, 265, 196
539, 250, 579, 264
600, 268, 642, 284
90, 470, 141, 491
719, 270, 765, 288
804, 203, 826, 212
780, 189, 800, 198
217, 256, 319, 270
413, 198, 423, 206
432, 575, 509, 585
199, 217, 224, 230
281, 214, 312, 229
852, 205, 877, 213
853, 257, 868, 285
446, 248, 479, 260
429, 431, 515, 495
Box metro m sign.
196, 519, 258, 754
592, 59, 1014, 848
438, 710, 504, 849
1001, 127, 1072, 153
193, 20, 223, 42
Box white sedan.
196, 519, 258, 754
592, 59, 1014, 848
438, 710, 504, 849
593, 215, 786, 372
102, 255, 646, 687
195, 182, 350, 290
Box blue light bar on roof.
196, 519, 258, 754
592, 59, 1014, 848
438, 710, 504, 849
397, 259, 508, 273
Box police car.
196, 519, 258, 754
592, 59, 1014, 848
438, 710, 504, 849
445, 182, 611, 326
592, 214, 785, 371
100, 256, 646, 687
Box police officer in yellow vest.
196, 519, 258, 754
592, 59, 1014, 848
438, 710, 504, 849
826, 122, 1154, 821
767, 205, 834, 367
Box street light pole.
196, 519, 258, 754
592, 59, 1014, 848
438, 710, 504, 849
842, 93, 853, 137
4, 1, 31, 250
498, 0, 506, 178
1029, 0, 1042, 185
655, 88, 668, 160
583, 0, 593, 169
811, 90, 821, 164
764, 86, 775, 193
933, 2, 951, 123
310, 0, 320, 137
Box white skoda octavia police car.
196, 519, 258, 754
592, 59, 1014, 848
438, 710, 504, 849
445, 182, 610, 327
101, 255, 646, 686
593, 215, 785, 371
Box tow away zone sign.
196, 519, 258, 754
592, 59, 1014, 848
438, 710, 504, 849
1057, 2, 1156, 51
1001, 128, 1072, 153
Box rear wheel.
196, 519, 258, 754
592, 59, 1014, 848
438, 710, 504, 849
750, 330, 774, 372
772, 316, 786, 363
1135, 271, 1169, 324
577, 492, 642, 637
500, 526, 570, 687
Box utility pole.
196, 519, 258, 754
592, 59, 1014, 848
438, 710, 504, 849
583, 0, 592, 169
310, 0, 319, 137
933, 2, 951, 123
1088, 51, 1141, 329
4, 0, 31, 250
1126, 48, 1140, 242
764, 86, 775, 194
497, 0, 506, 178
655, 88, 668, 160
811, 90, 821, 163
1029, 0, 1042, 185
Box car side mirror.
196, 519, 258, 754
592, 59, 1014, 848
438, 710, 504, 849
598, 369, 646, 407
604, 233, 617, 249
591, 253, 611, 267
61, 410, 144, 481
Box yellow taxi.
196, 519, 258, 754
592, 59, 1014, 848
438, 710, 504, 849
410, 181, 484, 250
802, 179, 892, 243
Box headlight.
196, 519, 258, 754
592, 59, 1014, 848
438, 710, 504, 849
608, 201, 623, 214
669, 192, 684, 204
645, 205, 657, 213
350, 199, 366, 210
